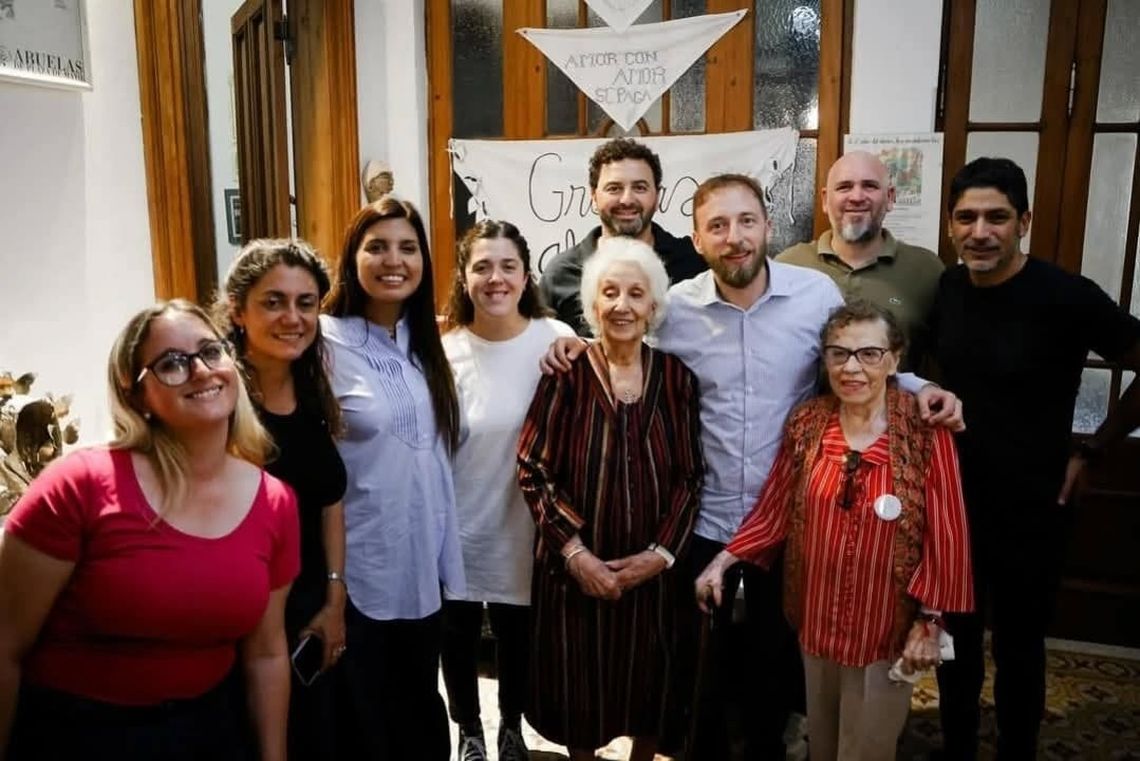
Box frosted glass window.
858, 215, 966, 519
1080, 133, 1136, 301
452, 0, 503, 138
670, 0, 707, 133
546, 0, 579, 135
587, 1, 664, 135
767, 138, 817, 256
753, 0, 820, 130
1073, 367, 1112, 434
965, 132, 1038, 251
969, 0, 1050, 122
1096, 0, 1140, 124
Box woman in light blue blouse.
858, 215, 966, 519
321, 196, 465, 761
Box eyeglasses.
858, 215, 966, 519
136, 340, 233, 387
822, 345, 891, 367
838, 449, 862, 510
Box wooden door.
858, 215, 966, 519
232, 0, 291, 241
940, 0, 1140, 646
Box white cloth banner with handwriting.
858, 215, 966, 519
518, 11, 747, 132
582, 0, 656, 32
449, 129, 798, 276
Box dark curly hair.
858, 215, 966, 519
324, 196, 459, 453
444, 219, 552, 330
213, 238, 341, 437
588, 137, 664, 190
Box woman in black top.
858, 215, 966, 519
215, 239, 348, 760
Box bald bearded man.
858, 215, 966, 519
777, 151, 944, 371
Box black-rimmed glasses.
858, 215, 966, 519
822, 345, 891, 367
838, 449, 862, 510
136, 340, 233, 387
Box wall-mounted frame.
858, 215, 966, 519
0, 0, 92, 90
224, 188, 242, 245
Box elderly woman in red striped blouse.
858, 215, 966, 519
696, 300, 973, 761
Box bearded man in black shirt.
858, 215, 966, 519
931, 157, 1140, 761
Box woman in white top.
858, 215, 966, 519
440, 220, 574, 761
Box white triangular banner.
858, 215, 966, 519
519, 10, 747, 132
583, 0, 656, 32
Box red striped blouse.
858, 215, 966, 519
725, 416, 973, 666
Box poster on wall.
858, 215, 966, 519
450, 128, 798, 274
843, 133, 944, 253
583, 0, 657, 32
0, 0, 91, 90
518, 10, 747, 132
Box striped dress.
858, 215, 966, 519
517, 342, 704, 749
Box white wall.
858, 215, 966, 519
0, 0, 153, 444
849, 0, 944, 134
355, 0, 431, 227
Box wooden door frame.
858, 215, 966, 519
134, 0, 217, 302
133, 0, 360, 302
232, 0, 293, 243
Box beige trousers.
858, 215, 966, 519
802, 651, 913, 761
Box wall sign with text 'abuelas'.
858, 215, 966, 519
518, 10, 747, 133
0, 0, 91, 90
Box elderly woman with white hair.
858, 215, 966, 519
517, 237, 705, 761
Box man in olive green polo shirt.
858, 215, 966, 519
776, 150, 944, 371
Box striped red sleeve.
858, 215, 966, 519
517, 371, 586, 553
724, 438, 795, 566
907, 427, 974, 613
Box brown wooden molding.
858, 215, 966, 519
1056, 0, 1109, 276
705, 0, 753, 133
289, 0, 361, 267
133, 0, 217, 302
426, 0, 455, 308
814, 0, 848, 239
937, 0, 976, 267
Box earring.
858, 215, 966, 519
143, 410, 152, 421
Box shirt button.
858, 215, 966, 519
746, 386, 754, 393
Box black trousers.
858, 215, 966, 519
936, 486, 1073, 761
440, 599, 530, 729
340, 599, 450, 761
9, 674, 251, 761
679, 534, 803, 761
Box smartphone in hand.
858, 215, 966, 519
291, 635, 324, 686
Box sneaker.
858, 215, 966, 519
458, 734, 487, 761
498, 725, 529, 761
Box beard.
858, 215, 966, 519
837, 217, 879, 244
600, 204, 653, 237
709, 243, 766, 288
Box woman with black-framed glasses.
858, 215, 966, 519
0, 300, 299, 761
695, 300, 974, 761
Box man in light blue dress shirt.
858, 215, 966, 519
544, 173, 961, 758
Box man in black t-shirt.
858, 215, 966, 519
931, 158, 1140, 761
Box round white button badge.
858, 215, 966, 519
873, 494, 902, 521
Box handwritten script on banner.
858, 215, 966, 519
582, 0, 657, 32
518, 11, 747, 133
450, 129, 798, 275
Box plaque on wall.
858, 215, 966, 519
0, 0, 91, 90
